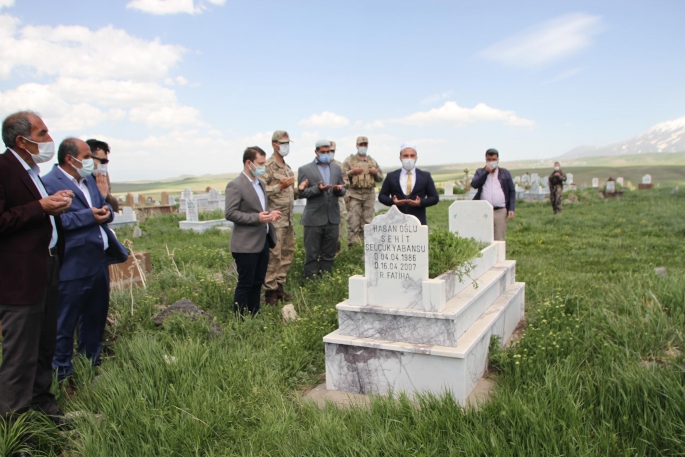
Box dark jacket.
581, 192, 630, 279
548, 170, 567, 189
42, 165, 128, 281
378, 168, 439, 225
0, 150, 65, 305
471, 167, 516, 212
297, 161, 346, 226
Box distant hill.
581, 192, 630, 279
561, 116, 685, 159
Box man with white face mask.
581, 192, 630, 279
42, 138, 128, 383
378, 143, 439, 225
0, 111, 73, 425
87, 139, 119, 213
471, 148, 516, 241
548, 161, 567, 214
262, 131, 296, 305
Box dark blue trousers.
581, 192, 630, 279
53, 260, 110, 380
232, 237, 270, 316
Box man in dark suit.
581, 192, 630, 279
378, 143, 439, 225
225, 146, 280, 316
0, 111, 73, 422
42, 138, 129, 382
297, 140, 346, 279
86, 139, 119, 212
470, 148, 516, 241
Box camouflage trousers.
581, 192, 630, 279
550, 186, 563, 214
264, 224, 295, 291
347, 195, 375, 246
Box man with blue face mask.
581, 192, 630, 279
471, 148, 516, 241
297, 140, 347, 280
42, 138, 128, 383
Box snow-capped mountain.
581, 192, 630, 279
561, 116, 685, 158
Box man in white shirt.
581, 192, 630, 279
42, 138, 128, 382
470, 148, 516, 241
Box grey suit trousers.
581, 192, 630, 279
303, 223, 339, 279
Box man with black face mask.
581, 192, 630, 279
0, 111, 73, 427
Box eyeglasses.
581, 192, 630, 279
93, 157, 110, 164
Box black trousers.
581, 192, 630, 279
232, 237, 270, 316
303, 223, 339, 280
0, 256, 60, 418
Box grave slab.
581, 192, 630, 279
448, 200, 494, 244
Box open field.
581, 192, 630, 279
3, 188, 685, 456
111, 153, 685, 199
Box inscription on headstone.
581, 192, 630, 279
186, 199, 199, 222
605, 181, 616, 193
448, 200, 494, 244
364, 206, 428, 308
642, 174, 652, 185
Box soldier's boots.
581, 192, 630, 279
277, 283, 293, 301
265, 289, 280, 306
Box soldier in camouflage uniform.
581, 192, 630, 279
342, 136, 383, 247
330, 140, 346, 254
548, 161, 567, 215
262, 131, 296, 305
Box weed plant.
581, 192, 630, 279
3, 188, 684, 456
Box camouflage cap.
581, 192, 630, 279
272, 130, 291, 143
356, 136, 369, 145
329, 140, 337, 150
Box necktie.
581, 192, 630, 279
406, 170, 412, 195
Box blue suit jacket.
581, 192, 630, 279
378, 168, 439, 225
470, 167, 516, 213
42, 165, 128, 281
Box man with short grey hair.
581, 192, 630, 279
297, 140, 346, 279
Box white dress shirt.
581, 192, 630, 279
482, 169, 506, 209
9, 149, 58, 249
399, 168, 414, 195
242, 172, 268, 233
57, 166, 109, 250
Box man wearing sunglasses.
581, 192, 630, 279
86, 139, 119, 213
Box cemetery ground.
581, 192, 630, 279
3, 188, 685, 456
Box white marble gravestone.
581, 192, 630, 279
521, 174, 530, 185
531, 173, 539, 183
169, 195, 176, 206
605, 181, 616, 193
531, 181, 540, 193
592, 178, 599, 188
448, 201, 493, 244
186, 199, 199, 222
514, 176, 521, 184
616, 177, 624, 187
444, 182, 454, 196
642, 174, 652, 185
364, 206, 429, 309
566, 173, 574, 184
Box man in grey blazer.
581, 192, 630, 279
225, 147, 281, 315
297, 140, 346, 280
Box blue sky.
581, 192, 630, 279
0, 0, 683, 180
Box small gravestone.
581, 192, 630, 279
605, 180, 615, 193
122, 206, 134, 219
531, 181, 540, 193
364, 206, 429, 308
566, 173, 574, 184
186, 199, 199, 222
592, 178, 599, 188
449, 200, 494, 244
521, 174, 530, 185
208, 188, 220, 210
146, 196, 154, 204
444, 182, 454, 196
161, 192, 169, 205
132, 226, 142, 238
531, 173, 539, 183
579, 183, 587, 190
514, 176, 521, 184
126, 193, 135, 207
138, 194, 146, 206
181, 188, 193, 200
616, 177, 624, 187
643, 174, 652, 185
169, 195, 176, 205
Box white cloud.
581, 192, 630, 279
0, 0, 15, 10
129, 104, 204, 128
384, 101, 536, 128
126, 0, 225, 15
298, 111, 350, 128
480, 13, 603, 68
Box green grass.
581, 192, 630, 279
4, 187, 685, 456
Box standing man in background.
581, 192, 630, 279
262, 131, 295, 305
42, 138, 128, 383
225, 147, 280, 316
329, 140, 346, 254
548, 161, 567, 215
86, 139, 119, 212
0, 111, 73, 425
378, 143, 439, 225
297, 140, 346, 280
470, 148, 516, 241
342, 136, 383, 247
